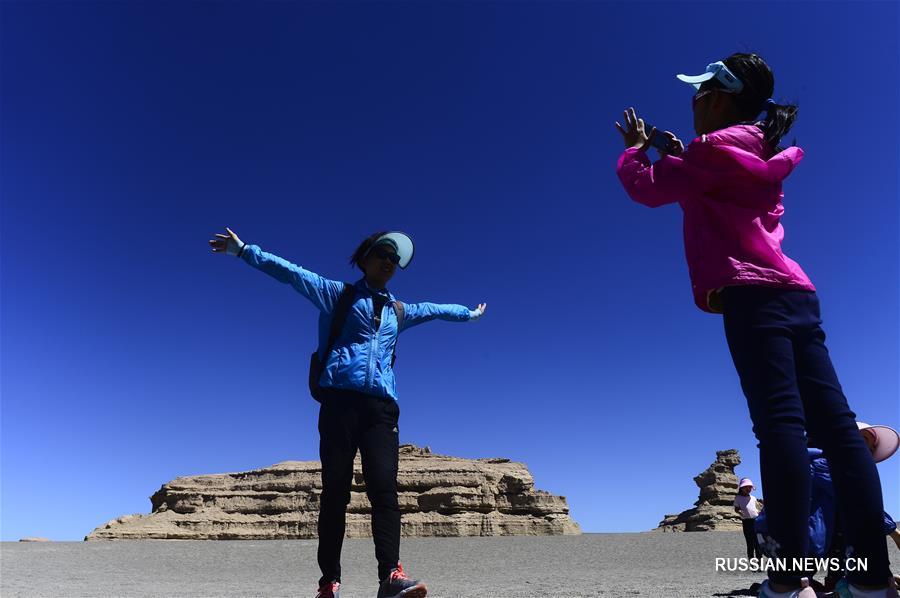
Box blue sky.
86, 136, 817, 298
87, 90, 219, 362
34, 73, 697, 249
2, 1, 898, 541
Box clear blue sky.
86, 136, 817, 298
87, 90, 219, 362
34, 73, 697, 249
2, 2, 898, 541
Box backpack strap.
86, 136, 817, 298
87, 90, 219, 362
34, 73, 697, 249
390, 301, 404, 368
318, 283, 357, 378
392, 301, 405, 330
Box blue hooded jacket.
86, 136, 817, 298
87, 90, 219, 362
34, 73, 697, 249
240, 244, 472, 400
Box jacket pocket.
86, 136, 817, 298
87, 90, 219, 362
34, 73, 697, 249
324, 349, 342, 384
382, 397, 400, 423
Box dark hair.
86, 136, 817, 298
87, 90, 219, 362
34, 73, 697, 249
349, 231, 388, 272
708, 53, 798, 150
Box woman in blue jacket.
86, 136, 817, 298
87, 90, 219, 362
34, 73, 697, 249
209, 228, 486, 598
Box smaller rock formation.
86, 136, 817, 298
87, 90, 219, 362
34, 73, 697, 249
655, 449, 744, 532
19, 537, 51, 542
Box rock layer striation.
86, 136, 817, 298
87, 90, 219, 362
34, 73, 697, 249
655, 449, 745, 532
86, 445, 580, 540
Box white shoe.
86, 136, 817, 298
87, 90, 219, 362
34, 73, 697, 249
759, 577, 819, 597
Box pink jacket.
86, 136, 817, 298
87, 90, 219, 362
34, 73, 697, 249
616, 124, 815, 313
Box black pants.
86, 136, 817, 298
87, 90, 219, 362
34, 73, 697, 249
723, 286, 890, 586
742, 518, 761, 560
317, 388, 401, 585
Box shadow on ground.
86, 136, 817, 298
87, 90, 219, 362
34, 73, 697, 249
712, 582, 761, 596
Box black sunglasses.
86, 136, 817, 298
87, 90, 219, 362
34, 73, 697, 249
372, 247, 401, 265
692, 89, 715, 108
692, 84, 736, 108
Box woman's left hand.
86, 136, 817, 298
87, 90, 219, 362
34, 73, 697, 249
469, 303, 487, 321
615, 107, 650, 150
654, 130, 685, 157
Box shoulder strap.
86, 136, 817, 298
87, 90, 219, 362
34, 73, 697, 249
392, 301, 404, 330
319, 283, 356, 371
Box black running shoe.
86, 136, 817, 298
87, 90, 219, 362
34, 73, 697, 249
376, 563, 427, 598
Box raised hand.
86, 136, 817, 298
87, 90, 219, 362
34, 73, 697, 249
209, 227, 245, 256
469, 303, 487, 321
615, 107, 651, 151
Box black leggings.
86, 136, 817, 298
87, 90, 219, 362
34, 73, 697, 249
317, 388, 401, 585
723, 287, 890, 586
742, 518, 761, 560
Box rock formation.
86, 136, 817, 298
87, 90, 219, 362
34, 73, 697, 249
86, 445, 580, 540
655, 449, 745, 532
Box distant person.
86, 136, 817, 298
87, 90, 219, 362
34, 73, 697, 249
209, 228, 487, 598
734, 478, 762, 560
614, 52, 897, 597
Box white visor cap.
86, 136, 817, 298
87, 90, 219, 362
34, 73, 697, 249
677, 61, 744, 93
372, 232, 415, 269
857, 421, 900, 463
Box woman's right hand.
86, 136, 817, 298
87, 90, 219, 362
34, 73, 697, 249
209, 227, 245, 256
615, 107, 651, 150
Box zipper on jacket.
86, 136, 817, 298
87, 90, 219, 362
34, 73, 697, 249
366, 296, 381, 390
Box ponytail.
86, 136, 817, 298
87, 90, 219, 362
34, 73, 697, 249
722, 53, 799, 151
761, 99, 798, 150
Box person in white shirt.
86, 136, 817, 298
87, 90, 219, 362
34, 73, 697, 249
735, 477, 762, 559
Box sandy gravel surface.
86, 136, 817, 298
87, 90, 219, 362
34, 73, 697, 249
3, 532, 895, 597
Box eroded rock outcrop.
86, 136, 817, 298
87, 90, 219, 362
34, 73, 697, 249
655, 449, 744, 532
86, 445, 580, 540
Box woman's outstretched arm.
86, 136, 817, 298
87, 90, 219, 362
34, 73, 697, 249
399, 301, 486, 332
209, 227, 344, 313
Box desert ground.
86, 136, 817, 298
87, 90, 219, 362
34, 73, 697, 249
3, 532, 896, 597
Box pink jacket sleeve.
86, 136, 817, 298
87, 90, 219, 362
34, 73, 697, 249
616, 138, 804, 210
615, 145, 718, 208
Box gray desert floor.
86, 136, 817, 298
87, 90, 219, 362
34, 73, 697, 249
3, 533, 895, 597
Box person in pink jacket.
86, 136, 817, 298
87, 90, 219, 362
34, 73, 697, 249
615, 53, 896, 598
